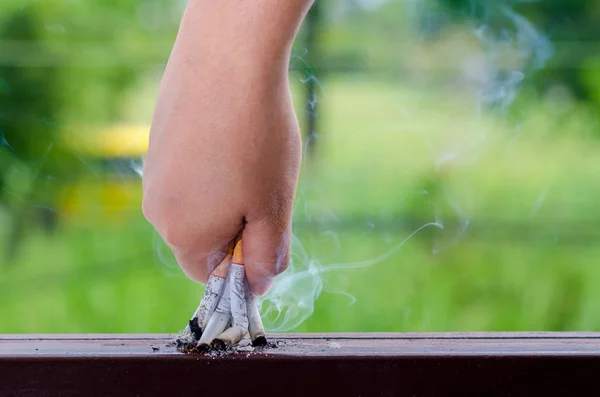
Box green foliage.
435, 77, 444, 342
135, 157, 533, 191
0, 0, 179, 258
0, 0, 177, 157
2, 0, 600, 332
1, 78, 599, 333
435, 0, 600, 101
0, 7, 58, 163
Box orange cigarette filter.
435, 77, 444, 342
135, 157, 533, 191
211, 241, 236, 279
232, 238, 243, 265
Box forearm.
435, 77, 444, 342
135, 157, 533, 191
175, 0, 315, 78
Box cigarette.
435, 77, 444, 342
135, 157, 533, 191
246, 292, 268, 347
229, 240, 249, 331
175, 247, 232, 351
211, 326, 247, 350
178, 235, 270, 353
212, 240, 249, 350
197, 253, 231, 329
196, 278, 232, 351
175, 311, 203, 351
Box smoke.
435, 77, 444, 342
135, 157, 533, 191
430, 1, 552, 251
471, 3, 553, 112
260, 221, 442, 331
256, 0, 553, 332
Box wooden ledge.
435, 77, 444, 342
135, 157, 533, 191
2, 333, 600, 396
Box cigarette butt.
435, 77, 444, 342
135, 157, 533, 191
211, 326, 247, 351
252, 335, 268, 347
176, 245, 234, 351
175, 331, 198, 351
175, 313, 203, 351
229, 263, 249, 330
198, 272, 228, 329
230, 238, 249, 329
212, 250, 248, 351
189, 316, 202, 340
246, 293, 267, 346
197, 247, 233, 329
197, 280, 232, 347
234, 237, 267, 347
197, 312, 230, 350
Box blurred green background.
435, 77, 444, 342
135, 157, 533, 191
2, 0, 600, 334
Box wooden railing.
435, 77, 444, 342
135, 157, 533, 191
2, 333, 600, 396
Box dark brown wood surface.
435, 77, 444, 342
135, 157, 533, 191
1, 333, 600, 396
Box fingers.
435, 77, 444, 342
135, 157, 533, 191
242, 220, 291, 296
143, 173, 293, 293
142, 172, 245, 284
172, 244, 229, 284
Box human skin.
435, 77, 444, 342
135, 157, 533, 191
142, 0, 315, 296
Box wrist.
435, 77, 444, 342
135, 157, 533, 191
178, 0, 312, 78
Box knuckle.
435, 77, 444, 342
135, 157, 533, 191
141, 189, 189, 249
141, 182, 167, 225
174, 250, 210, 284
160, 222, 190, 249
275, 248, 290, 275
141, 195, 155, 224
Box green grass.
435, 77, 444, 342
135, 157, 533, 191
2, 77, 600, 333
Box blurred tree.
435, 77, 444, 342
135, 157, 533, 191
0, 8, 58, 161
434, 0, 600, 102
303, 0, 324, 158
0, 6, 62, 261
0, 0, 179, 261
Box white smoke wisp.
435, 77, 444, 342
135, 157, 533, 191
260, 222, 443, 332
472, 3, 553, 114
422, 0, 553, 255
258, 234, 323, 332
258, 0, 554, 332
130, 157, 145, 178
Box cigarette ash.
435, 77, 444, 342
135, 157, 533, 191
328, 342, 342, 349
176, 337, 287, 357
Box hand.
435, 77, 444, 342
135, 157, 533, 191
141, 1, 308, 296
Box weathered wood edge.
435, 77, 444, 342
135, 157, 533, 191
3, 332, 600, 340
2, 333, 600, 357
2, 333, 600, 396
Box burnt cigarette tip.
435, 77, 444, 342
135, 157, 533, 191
175, 335, 198, 351
176, 339, 189, 351
178, 343, 198, 354
189, 317, 203, 340
195, 343, 212, 354
211, 339, 228, 351
252, 336, 268, 347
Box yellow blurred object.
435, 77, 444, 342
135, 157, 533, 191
57, 124, 149, 223
97, 125, 150, 158
58, 180, 142, 224
61, 124, 150, 158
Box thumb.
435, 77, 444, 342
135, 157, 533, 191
242, 219, 291, 296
